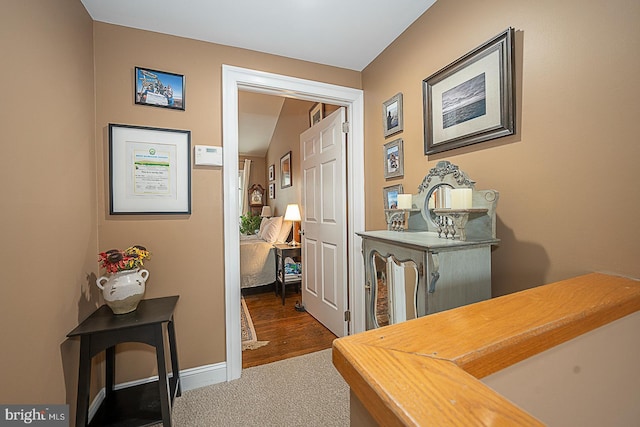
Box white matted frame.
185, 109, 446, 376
423, 28, 515, 155
109, 124, 191, 214
222, 65, 364, 382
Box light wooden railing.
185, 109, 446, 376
333, 273, 640, 426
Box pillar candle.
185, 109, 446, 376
397, 194, 412, 210
450, 188, 472, 209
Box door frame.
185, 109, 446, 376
222, 65, 365, 381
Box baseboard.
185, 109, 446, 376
88, 361, 227, 421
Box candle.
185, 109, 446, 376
450, 188, 472, 209
397, 194, 412, 210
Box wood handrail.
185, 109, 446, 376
333, 273, 640, 426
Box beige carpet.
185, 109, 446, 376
241, 297, 269, 351
168, 349, 349, 426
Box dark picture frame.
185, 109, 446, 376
383, 138, 404, 179
135, 66, 185, 111
423, 28, 515, 155
383, 184, 404, 210
269, 183, 276, 199
268, 164, 275, 181
383, 93, 403, 137
280, 151, 292, 189
109, 124, 191, 214
309, 103, 324, 126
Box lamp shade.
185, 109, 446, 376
284, 204, 301, 222
260, 206, 272, 217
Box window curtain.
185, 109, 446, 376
241, 159, 251, 215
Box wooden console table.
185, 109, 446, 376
68, 296, 181, 427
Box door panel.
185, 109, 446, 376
301, 107, 347, 337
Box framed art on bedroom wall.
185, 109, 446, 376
280, 151, 292, 189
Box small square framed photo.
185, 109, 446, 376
383, 184, 404, 210
309, 103, 324, 126
383, 138, 404, 179
268, 164, 275, 181
383, 93, 403, 137
269, 183, 276, 199
135, 67, 185, 111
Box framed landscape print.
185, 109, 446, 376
383, 93, 403, 137
423, 28, 515, 155
135, 66, 185, 111
383, 138, 404, 179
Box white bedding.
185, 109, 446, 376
240, 235, 275, 288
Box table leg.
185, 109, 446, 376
167, 319, 181, 397
154, 325, 172, 426
75, 337, 91, 427
105, 346, 115, 400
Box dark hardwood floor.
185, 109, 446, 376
242, 285, 337, 369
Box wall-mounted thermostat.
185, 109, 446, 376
194, 145, 223, 166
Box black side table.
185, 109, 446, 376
67, 296, 181, 427
274, 243, 302, 305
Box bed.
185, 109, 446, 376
240, 216, 292, 289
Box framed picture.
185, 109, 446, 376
309, 103, 324, 126
423, 28, 515, 155
383, 184, 404, 210
109, 124, 191, 214
383, 93, 403, 137
268, 164, 275, 181
269, 183, 275, 199
280, 151, 292, 188
383, 138, 404, 179
135, 66, 185, 111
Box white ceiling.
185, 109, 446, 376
80, 0, 436, 71
80, 0, 437, 156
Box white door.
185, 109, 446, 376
300, 107, 348, 337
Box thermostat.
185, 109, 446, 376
194, 145, 222, 166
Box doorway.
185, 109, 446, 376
222, 65, 365, 381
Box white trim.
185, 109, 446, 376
88, 362, 227, 421
222, 65, 365, 382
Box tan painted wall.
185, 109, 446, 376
0, 0, 96, 406
265, 98, 315, 217
362, 0, 640, 296
92, 22, 361, 384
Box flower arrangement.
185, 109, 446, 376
98, 245, 151, 274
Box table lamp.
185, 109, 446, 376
260, 205, 272, 217
284, 203, 302, 245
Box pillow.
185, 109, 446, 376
260, 216, 283, 243
277, 220, 293, 243
257, 217, 270, 238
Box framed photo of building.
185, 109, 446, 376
383, 93, 403, 137
423, 28, 515, 155
135, 66, 185, 111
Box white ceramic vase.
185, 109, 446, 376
96, 269, 149, 314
